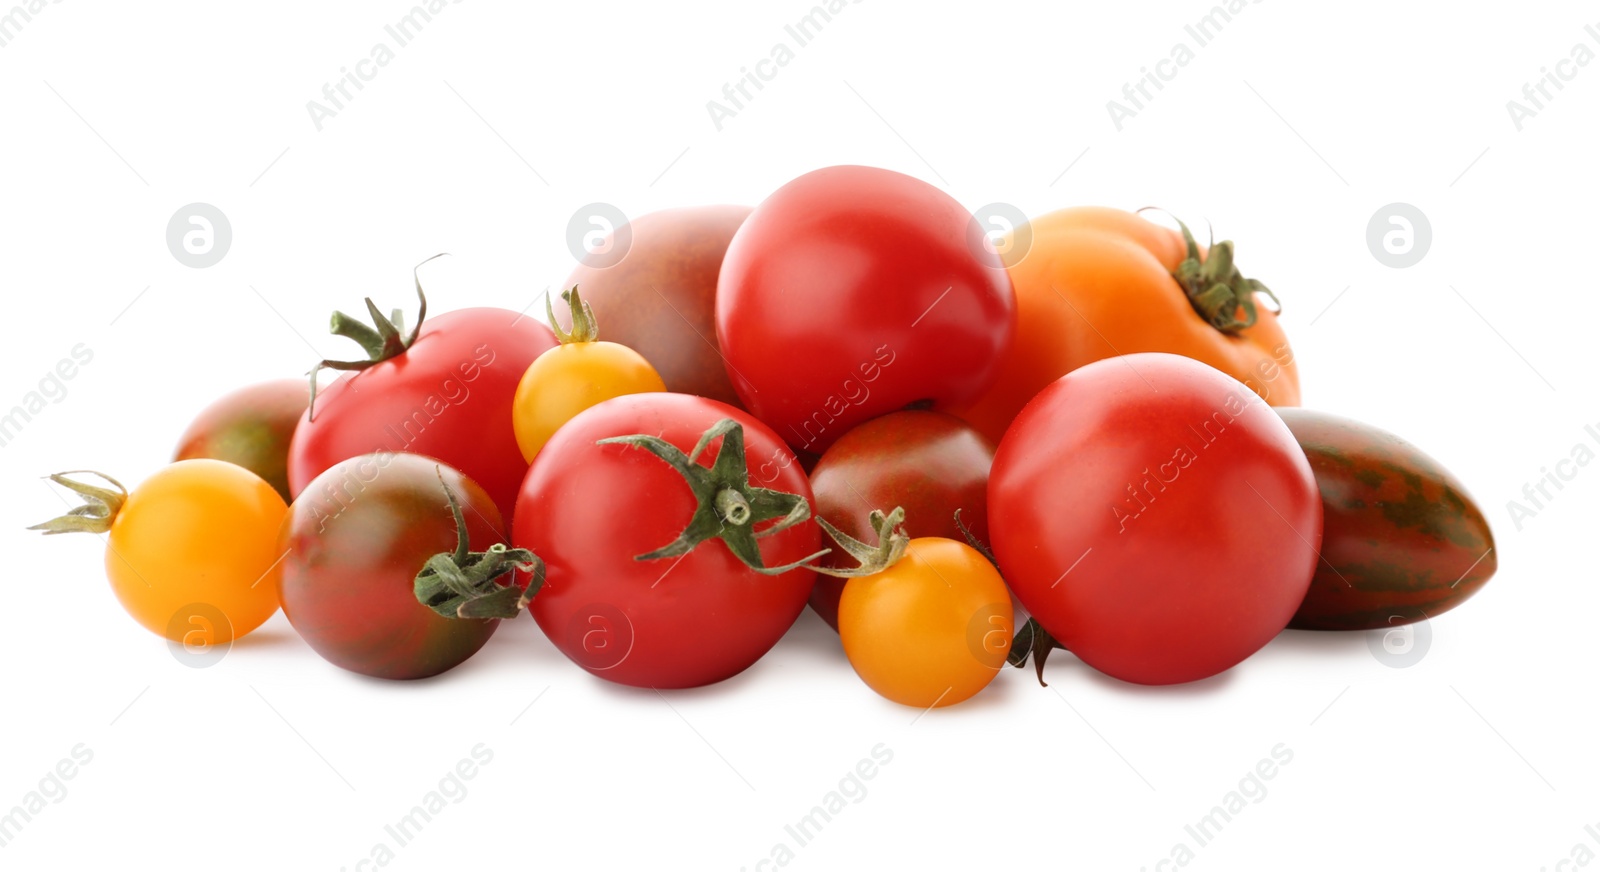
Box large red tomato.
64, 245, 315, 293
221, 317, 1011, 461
715, 165, 1015, 453
287, 287, 555, 522
805, 410, 995, 631
988, 353, 1321, 686
514, 393, 820, 689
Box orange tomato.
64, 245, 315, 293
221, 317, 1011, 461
954, 207, 1300, 445
34, 460, 287, 644
838, 537, 1012, 708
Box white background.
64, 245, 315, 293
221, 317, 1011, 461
1, 1, 1595, 869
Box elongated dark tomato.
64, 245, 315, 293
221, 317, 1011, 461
276, 453, 507, 679
1277, 408, 1496, 630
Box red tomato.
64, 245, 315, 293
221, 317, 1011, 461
805, 410, 995, 631
715, 165, 1015, 454
288, 307, 556, 522
277, 453, 510, 680
514, 393, 820, 689
988, 353, 1321, 685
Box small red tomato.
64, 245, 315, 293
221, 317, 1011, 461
514, 393, 820, 689
716, 165, 1015, 453
276, 453, 516, 680
805, 410, 995, 630
989, 353, 1321, 686
287, 266, 556, 522
174, 378, 308, 502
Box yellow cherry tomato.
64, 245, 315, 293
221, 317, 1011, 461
838, 537, 1013, 708
34, 460, 287, 644
512, 286, 666, 462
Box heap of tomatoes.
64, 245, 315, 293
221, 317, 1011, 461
31, 165, 1498, 705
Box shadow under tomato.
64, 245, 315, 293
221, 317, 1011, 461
227, 626, 302, 651
1058, 655, 1241, 698
1268, 627, 1372, 657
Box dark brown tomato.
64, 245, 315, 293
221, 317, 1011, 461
804, 410, 995, 631
174, 379, 308, 503
1277, 408, 1497, 631
564, 205, 751, 407
276, 453, 508, 679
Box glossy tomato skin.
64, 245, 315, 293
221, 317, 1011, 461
806, 410, 995, 630
287, 308, 556, 523
1276, 408, 1496, 630
514, 393, 820, 689
955, 207, 1299, 446
511, 340, 666, 462
174, 378, 308, 503
276, 453, 507, 680
106, 459, 287, 643
989, 353, 1321, 686
839, 538, 1012, 708
564, 205, 751, 407
716, 166, 1015, 454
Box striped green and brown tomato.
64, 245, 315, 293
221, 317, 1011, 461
275, 453, 508, 679
1277, 408, 1496, 631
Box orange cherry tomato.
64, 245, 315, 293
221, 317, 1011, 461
954, 206, 1300, 445
838, 537, 1012, 708
33, 460, 287, 644
512, 286, 666, 462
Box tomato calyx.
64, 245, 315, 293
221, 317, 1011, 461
414, 469, 544, 620
598, 418, 828, 575
306, 253, 445, 421
1168, 217, 1282, 336
1007, 618, 1068, 687
27, 471, 127, 535
547, 284, 599, 344
812, 506, 911, 579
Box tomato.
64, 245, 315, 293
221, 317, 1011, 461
287, 275, 556, 522
805, 410, 994, 630
716, 165, 1015, 453
955, 207, 1299, 445
31, 461, 286, 644
839, 537, 1012, 708
174, 378, 307, 502
276, 453, 521, 680
514, 393, 820, 689
511, 286, 666, 462
989, 353, 1321, 686
564, 204, 751, 407
1276, 408, 1497, 630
